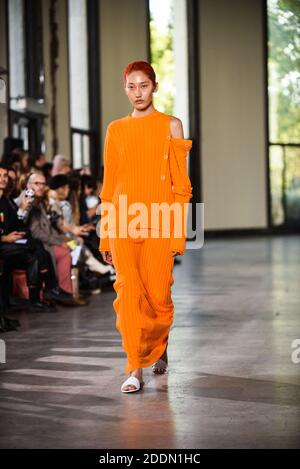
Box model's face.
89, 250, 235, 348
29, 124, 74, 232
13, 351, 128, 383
124, 71, 158, 111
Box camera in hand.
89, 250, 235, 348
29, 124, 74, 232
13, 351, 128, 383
25, 188, 35, 199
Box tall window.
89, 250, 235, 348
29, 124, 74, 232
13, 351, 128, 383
8, 0, 26, 108
149, 0, 190, 137
8, 0, 45, 153
68, 0, 90, 169
267, 0, 300, 228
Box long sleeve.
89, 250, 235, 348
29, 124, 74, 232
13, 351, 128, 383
168, 138, 193, 255
99, 123, 119, 252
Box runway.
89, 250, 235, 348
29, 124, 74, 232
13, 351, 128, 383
0, 235, 299, 449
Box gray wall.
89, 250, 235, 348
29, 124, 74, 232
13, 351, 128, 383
99, 0, 149, 144
42, 0, 71, 160
199, 0, 267, 229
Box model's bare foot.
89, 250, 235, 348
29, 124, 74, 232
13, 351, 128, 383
122, 368, 143, 392
152, 346, 168, 374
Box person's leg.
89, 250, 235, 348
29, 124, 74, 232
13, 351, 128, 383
41, 251, 58, 290
109, 235, 145, 384
110, 231, 175, 391
84, 246, 114, 274
138, 234, 175, 371
53, 245, 72, 294
27, 238, 57, 290
24, 249, 42, 304
0, 243, 41, 304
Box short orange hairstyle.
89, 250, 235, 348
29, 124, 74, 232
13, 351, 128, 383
123, 61, 157, 87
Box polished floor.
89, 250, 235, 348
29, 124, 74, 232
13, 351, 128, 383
0, 235, 300, 449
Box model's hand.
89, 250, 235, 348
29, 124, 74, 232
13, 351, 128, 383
171, 250, 181, 257
102, 251, 114, 265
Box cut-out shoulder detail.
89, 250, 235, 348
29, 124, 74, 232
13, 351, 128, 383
169, 116, 184, 139
170, 115, 182, 123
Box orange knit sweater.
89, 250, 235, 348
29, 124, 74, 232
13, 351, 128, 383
99, 109, 193, 255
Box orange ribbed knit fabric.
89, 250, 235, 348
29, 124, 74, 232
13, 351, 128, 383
98, 109, 193, 373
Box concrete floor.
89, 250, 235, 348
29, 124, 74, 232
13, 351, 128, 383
0, 235, 300, 449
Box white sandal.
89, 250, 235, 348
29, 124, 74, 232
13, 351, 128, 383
121, 376, 144, 393
151, 358, 168, 374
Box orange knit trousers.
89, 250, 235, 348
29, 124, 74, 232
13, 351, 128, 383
109, 231, 175, 374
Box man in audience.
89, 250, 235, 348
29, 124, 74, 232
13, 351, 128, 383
52, 155, 71, 176
19, 171, 87, 305
0, 164, 51, 312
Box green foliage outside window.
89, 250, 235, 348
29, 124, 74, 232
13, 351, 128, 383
268, 0, 300, 227
268, 0, 300, 143
149, 0, 175, 115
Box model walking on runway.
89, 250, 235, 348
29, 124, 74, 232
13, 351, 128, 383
98, 61, 193, 393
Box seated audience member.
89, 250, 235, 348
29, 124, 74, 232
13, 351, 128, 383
5, 166, 20, 200
4, 165, 75, 307
41, 162, 53, 182
48, 174, 114, 276
78, 175, 112, 268
15, 171, 86, 306
7, 148, 30, 175
30, 152, 47, 171
80, 175, 98, 224
68, 176, 116, 285
0, 164, 53, 312
52, 155, 71, 176
48, 175, 92, 238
